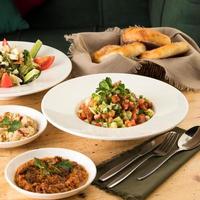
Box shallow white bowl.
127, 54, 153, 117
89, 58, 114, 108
5, 148, 97, 200
0, 105, 47, 148
0, 41, 72, 100
41, 73, 188, 141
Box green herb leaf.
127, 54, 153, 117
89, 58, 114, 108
105, 77, 112, 88
138, 109, 145, 115
34, 158, 46, 169
0, 116, 11, 127
8, 120, 21, 132
99, 80, 110, 90
34, 158, 50, 176
97, 77, 112, 91
55, 160, 73, 170
48, 166, 62, 174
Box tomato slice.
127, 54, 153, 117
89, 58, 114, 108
34, 56, 55, 70
0, 73, 13, 88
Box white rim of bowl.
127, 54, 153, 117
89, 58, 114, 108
41, 73, 189, 140
4, 148, 97, 197
0, 105, 47, 145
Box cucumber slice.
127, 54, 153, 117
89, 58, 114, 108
19, 64, 33, 76
23, 69, 40, 83
30, 40, 42, 58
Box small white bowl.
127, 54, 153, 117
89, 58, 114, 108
5, 148, 97, 199
0, 105, 47, 148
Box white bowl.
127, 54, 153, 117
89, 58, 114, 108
41, 73, 188, 141
0, 105, 47, 148
5, 148, 97, 199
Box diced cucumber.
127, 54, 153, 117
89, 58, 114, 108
145, 109, 154, 118
129, 94, 136, 102
24, 69, 40, 83
30, 39, 42, 58
122, 110, 132, 120
110, 122, 118, 128
126, 111, 132, 120
99, 101, 108, 113
113, 116, 123, 127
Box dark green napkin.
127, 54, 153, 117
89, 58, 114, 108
93, 127, 200, 200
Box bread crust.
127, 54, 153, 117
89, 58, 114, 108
140, 42, 189, 59
92, 42, 146, 63
121, 27, 171, 47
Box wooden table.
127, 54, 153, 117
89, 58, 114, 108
0, 90, 200, 200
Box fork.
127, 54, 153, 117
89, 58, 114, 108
107, 131, 179, 188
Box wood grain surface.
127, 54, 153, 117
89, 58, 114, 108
0, 90, 200, 200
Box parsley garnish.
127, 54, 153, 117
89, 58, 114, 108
34, 158, 73, 176
34, 158, 50, 176
0, 116, 21, 132
55, 160, 72, 170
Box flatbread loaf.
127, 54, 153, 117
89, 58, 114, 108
140, 42, 189, 59
92, 42, 146, 63
121, 27, 171, 47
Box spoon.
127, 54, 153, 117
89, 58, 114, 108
137, 126, 200, 180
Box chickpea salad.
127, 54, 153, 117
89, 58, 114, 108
0, 112, 38, 142
77, 77, 154, 128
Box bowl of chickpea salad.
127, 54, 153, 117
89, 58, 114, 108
77, 77, 154, 128
0, 105, 47, 148
41, 73, 188, 140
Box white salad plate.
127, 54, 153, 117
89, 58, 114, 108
5, 148, 96, 200
41, 73, 188, 141
0, 105, 47, 148
0, 41, 72, 99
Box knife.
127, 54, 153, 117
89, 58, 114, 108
99, 133, 168, 182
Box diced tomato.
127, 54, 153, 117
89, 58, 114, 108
81, 106, 93, 122
129, 101, 134, 109
93, 122, 102, 127
125, 119, 136, 127
108, 117, 113, 123
132, 111, 137, 120
111, 95, 120, 103
86, 111, 93, 122
139, 104, 147, 110
144, 101, 152, 109
79, 112, 87, 120
138, 98, 145, 105
122, 102, 129, 110
2, 38, 9, 46
137, 114, 146, 124
138, 98, 147, 109
0, 73, 13, 88
34, 56, 55, 70
131, 119, 136, 126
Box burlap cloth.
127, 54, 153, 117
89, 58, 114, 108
64, 27, 200, 90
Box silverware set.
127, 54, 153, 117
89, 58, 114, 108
99, 126, 200, 188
